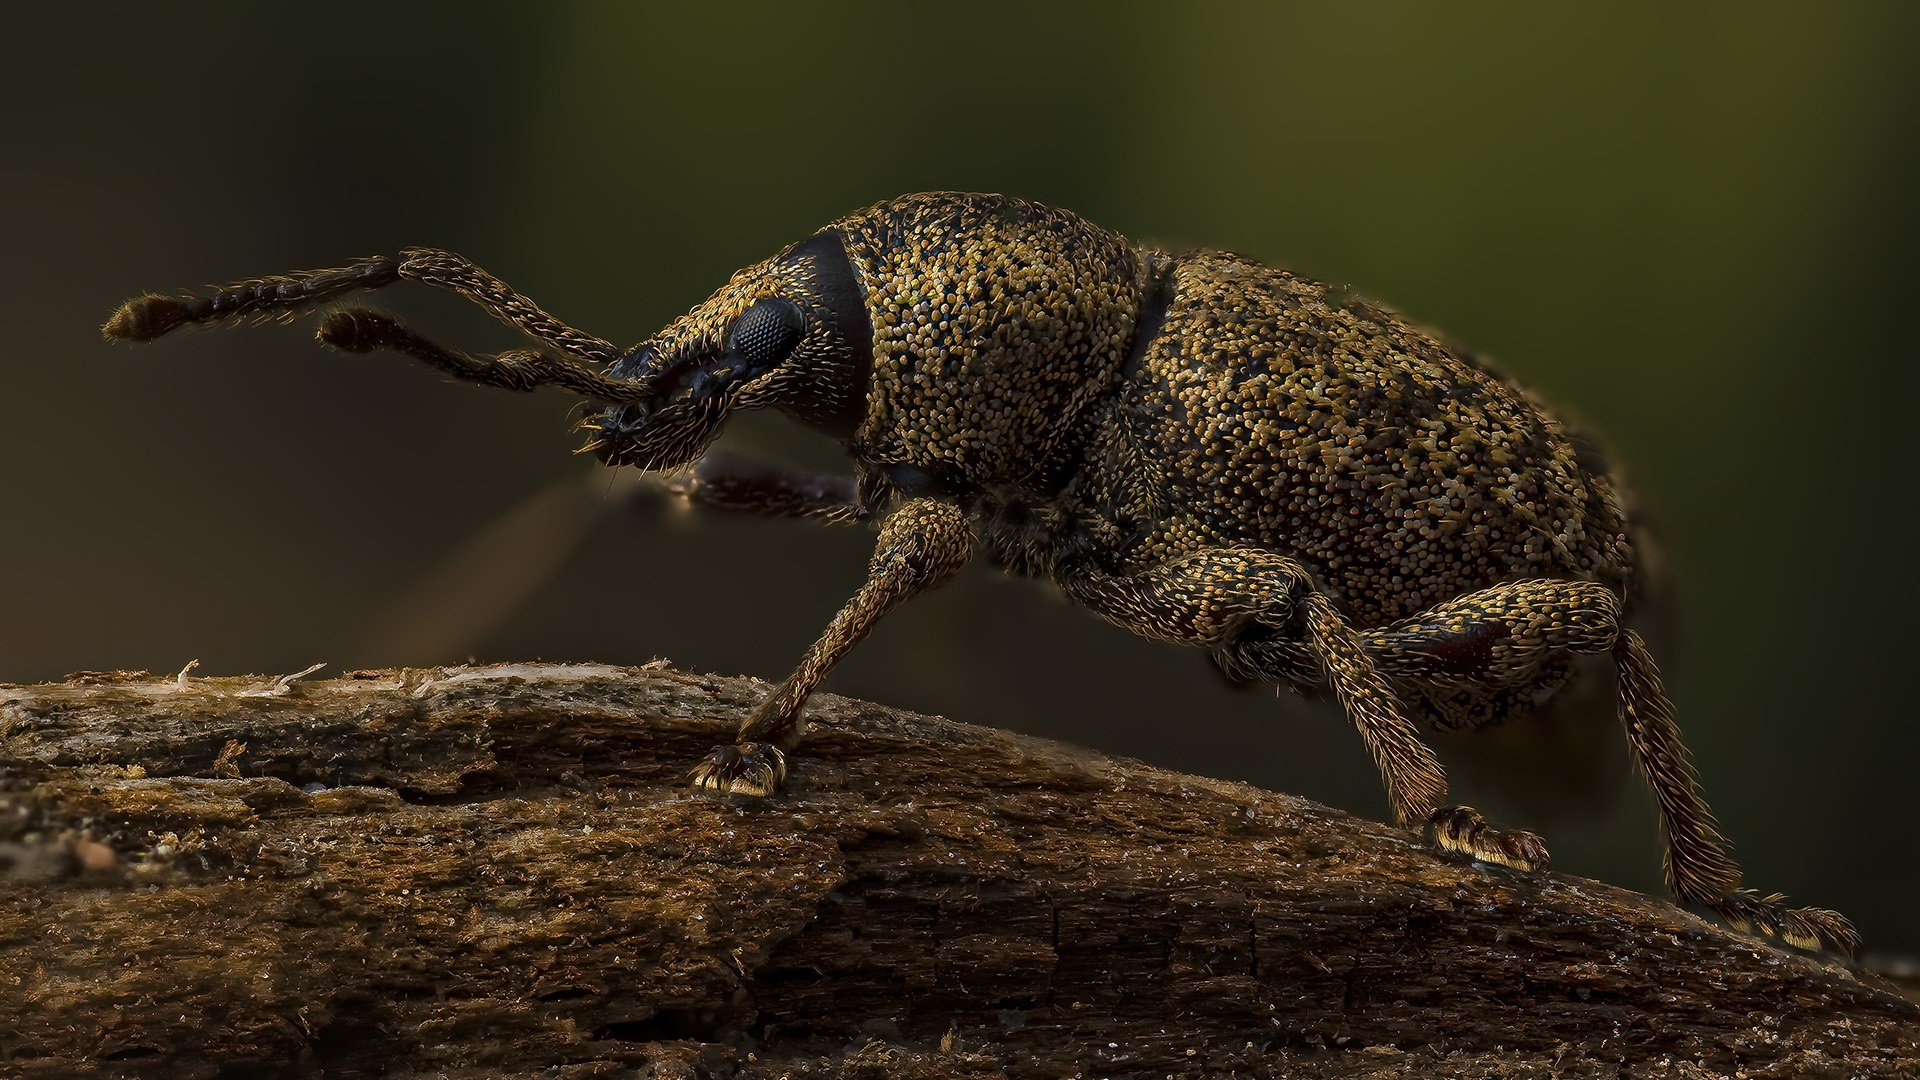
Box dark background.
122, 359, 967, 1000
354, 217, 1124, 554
5, 6, 1915, 956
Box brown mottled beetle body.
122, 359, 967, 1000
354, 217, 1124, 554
104, 192, 1854, 955
1090, 251, 1635, 619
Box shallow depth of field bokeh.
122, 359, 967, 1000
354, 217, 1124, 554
5, 6, 1916, 955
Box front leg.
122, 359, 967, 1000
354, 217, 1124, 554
647, 448, 869, 525
689, 498, 974, 797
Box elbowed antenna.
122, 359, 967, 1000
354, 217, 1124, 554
316, 309, 654, 403
103, 247, 661, 404
103, 257, 403, 342
103, 248, 620, 365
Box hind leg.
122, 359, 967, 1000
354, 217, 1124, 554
644, 448, 868, 525
1612, 632, 1856, 953
1359, 579, 1857, 954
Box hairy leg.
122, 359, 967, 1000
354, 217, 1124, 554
1359, 578, 1856, 954
1613, 631, 1856, 953
1060, 549, 1447, 830
650, 448, 867, 525
689, 498, 974, 796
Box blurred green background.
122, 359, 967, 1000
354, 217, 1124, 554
4, 5, 1915, 956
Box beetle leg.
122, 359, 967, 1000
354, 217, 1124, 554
1615, 630, 1856, 954
1359, 578, 1858, 955
689, 498, 974, 797
1424, 805, 1551, 873
1361, 580, 1622, 686
1059, 550, 1448, 831
644, 448, 869, 525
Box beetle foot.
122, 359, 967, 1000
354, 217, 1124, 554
689, 742, 787, 798
1705, 889, 1860, 957
1427, 805, 1550, 872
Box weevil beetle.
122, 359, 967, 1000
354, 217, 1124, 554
103, 192, 1856, 955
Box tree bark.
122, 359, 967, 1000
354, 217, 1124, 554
1, 662, 1914, 1079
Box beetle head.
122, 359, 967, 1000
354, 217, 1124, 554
582, 233, 870, 472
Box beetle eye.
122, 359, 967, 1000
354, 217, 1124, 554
726, 297, 806, 373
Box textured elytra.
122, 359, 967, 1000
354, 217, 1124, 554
1081, 251, 1633, 626
100, 191, 1858, 956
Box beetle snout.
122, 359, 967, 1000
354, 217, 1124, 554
583, 401, 649, 464
602, 401, 650, 435
606, 344, 655, 382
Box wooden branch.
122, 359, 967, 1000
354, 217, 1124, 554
2, 663, 1915, 1078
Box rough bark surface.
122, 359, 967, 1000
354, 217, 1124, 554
1, 662, 1914, 1079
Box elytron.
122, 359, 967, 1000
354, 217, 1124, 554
105, 192, 1856, 955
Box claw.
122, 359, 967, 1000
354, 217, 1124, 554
1427, 805, 1550, 873
688, 742, 787, 798
1706, 889, 1860, 957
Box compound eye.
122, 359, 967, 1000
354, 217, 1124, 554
726, 297, 806, 374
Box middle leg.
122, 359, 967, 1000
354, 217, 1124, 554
647, 448, 868, 525
1060, 549, 1449, 831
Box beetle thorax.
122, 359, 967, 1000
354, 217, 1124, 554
834, 194, 1147, 497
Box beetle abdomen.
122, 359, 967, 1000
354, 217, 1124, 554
1087, 250, 1634, 626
